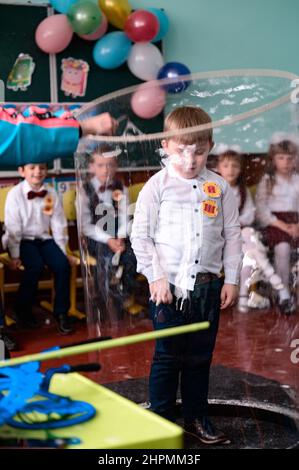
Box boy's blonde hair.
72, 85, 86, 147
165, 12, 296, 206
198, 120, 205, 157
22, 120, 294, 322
164, 106, 213, 144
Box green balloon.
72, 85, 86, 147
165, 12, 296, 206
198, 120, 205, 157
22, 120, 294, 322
67, 1, 102, 35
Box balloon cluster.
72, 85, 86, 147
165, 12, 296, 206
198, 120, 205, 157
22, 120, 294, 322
35, 0, 191, 119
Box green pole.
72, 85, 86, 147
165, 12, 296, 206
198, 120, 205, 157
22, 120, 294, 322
0, 322, 209, 368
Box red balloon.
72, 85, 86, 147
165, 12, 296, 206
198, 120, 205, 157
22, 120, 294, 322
124, 10, 159, 42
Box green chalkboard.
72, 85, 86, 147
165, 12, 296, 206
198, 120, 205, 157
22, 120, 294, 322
0, 4, 50, 102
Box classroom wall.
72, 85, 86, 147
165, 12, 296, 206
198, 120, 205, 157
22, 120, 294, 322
3, 0, 299, 153
25, 0, 299, 75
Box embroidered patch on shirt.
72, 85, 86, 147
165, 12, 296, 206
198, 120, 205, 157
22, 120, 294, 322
43, 195, 54, 216
202, 199, 218, 217
202, 181, 221, 198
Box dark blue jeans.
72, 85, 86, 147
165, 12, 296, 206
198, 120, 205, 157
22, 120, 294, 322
88, 238, 137, 304
16, 239, 70, 318
149, 277, 223, 422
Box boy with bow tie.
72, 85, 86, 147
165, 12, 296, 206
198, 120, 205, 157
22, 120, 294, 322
78, 146, 137, 320
2, 163, 74, 334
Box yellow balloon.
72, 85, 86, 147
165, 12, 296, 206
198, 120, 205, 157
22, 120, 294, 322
99, 0, 131, 30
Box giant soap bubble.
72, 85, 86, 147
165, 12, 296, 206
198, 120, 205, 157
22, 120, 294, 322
75, 70, 299, 448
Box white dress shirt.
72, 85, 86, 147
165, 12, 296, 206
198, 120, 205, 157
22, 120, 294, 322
231, 186, 255, 227
256, 173, 299, 227
131, 164, 243, 291
3, 180, 68, 258
77, 176, 129, 244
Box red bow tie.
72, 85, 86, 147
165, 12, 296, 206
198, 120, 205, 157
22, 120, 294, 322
99, 184, 114, 193
27, 190, 48, 200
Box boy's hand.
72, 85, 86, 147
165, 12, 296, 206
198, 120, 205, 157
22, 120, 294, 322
80, 113, 118, 136
149, 278, 173, 306
108, 238, 125, 253
220, 283, 239, 310
9, 258, 22, 270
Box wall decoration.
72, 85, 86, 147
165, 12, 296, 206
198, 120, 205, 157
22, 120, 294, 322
6, 54, 35, 92
61, 58, 89, 98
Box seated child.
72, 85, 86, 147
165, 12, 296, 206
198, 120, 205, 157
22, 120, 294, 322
2, 163, 73, 334
216, 144, 289, 312
256, 134, 299, 315
78, 145, 137, 319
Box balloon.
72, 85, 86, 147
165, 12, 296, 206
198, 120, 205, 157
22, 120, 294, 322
99, 0, 131, 30
131, 81, 166, 119
127, 43, 164, 81
49, 0, 77, 14
35, 14, 73, 54
124, 10, 159, 42
79, 13, 108, 40
67, 1, 102, 35
146, 8, 169, 43
93, 32, 132, 69
157, 62, 192, 93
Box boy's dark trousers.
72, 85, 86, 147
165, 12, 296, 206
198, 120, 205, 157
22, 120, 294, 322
15, 239, 70, 320
88, 238, 137, 312
149, 277, 223, 422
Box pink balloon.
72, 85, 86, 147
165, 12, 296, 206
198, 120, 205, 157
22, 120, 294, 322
131, 82, 166, 119
35, 14, 73, 54
79, 14, 108, 41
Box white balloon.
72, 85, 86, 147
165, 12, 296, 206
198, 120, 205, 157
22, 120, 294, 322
127, 43, 164, 81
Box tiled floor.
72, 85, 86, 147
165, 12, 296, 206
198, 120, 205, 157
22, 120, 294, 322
9, 303, 299, 397
5, 300, 299, 449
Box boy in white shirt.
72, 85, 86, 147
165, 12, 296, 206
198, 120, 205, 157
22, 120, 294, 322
78, 146, 136, 318
131, 106, 242, 445
3, 163, 73, 334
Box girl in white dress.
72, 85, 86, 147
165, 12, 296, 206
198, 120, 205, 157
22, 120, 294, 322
217, 145, 289, 313
256, 136, 299, 315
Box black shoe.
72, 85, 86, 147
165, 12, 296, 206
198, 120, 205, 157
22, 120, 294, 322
57, 315, 73, 335
184, 417, 231, 445
0, 330, 18, 351
279, 299, 296, 316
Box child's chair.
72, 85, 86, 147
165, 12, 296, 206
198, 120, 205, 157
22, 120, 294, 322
128, 182, 145, 204
40, 188, 86, 320
0, 186, 20, 326
125, 182, 148, 315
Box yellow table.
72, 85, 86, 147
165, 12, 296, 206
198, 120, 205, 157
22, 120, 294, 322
2, 373, 183, 449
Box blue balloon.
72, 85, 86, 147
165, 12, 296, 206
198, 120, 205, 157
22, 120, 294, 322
157, 62, 192, 93
50, 0, 78, 15
93, 32, 132, 70
146, 8, 169, 43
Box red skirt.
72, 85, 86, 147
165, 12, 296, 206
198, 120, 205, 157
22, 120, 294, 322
262, 212, 299, 248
